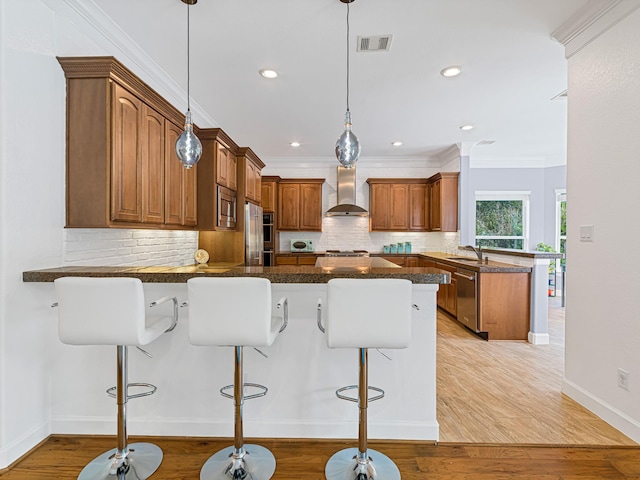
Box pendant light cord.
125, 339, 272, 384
187, 4, 191, 113
346, 2, 350, 114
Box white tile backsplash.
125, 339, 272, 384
63, 228, 198, 266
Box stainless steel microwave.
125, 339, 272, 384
217, 185, 237, 229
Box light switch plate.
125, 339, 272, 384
580, 225, 594, 242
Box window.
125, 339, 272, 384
556, 190, 566, 268
475, 191, 530, 250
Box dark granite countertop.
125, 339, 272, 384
22, 264, 450, 284
457, 246, 563, 259
417, 252, 532, 273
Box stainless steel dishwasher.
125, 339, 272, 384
454, 269, 478, 332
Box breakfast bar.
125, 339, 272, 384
23, 263, 448, 442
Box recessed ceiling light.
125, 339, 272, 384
459, 124, 474, 131
392, 141, 403, 146
259, 69, 278, 79
290, 142, 301, 147
440, 66, 462, 77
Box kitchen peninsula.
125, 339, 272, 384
23, 262, 447, 442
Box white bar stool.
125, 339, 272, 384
54, 277, 178, 480
317, 278, 412, 480
187, 277, 288, 480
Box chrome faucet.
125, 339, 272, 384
466, 245, 483, 262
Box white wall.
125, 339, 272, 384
263, 159, 460, 254
562, 7, 640, 442
0, 0, 196, 467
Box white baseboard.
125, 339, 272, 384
0, 421, 50, 469
528, 332, 550, 345
562, 378, 640, 443
51, 416, 439, 442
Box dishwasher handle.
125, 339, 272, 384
453, 271, 476, 282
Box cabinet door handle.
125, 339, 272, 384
453, 272, 476, 282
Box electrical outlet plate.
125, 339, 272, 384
618, 368, 630, 391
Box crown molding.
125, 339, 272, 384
45, 0, 218, 127
551, 0, 640, 58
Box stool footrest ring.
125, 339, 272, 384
336, 385, 385, 403
106, 382, 157, 400
220, 382, 268, 400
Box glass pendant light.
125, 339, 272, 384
335, 0, 361, 168
176, 0, 202, 169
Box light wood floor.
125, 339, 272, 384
437, 298, 636, 445
2, 301, 638, 478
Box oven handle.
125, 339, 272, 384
453, 272, 476, 282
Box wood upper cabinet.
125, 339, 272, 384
367, 179, 427, 232
428, 172, 458, 232
196, 128, 239, 231
261, 176, 280, 213
277, 179, 324, 231
165, 121, 197, 226
141, 104, 165, 224
59, 56, 197, 230
111, 84, 144, 223
216, 143, 237, 191
409, 184, 428, 231
237, 147, 265, 205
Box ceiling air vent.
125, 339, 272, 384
476, 139, 496, 146
357, 35, 393, 52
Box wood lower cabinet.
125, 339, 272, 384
60, 57, 197, 229
277, 179, 324, 231
275, 254, 319, 266
429, 172, 458, 232
478, 272, 530, 340
367, 179, 428, 232
435, 262, 457, 316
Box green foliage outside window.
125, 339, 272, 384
476, 200, 524, 250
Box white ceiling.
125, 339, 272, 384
90, 0, 588, 166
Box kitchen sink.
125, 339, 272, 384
447, 257, 480, 262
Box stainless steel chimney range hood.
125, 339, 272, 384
325, 166, 368, 216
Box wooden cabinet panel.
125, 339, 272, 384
275, 254, 318, 265
478, 272, 530, 340
300, 183, 323, 230
390, 184, 410, 230
216, 144, 237, 190
164, 121, 184, 226
406, 256, 419, 267
238, 147, 264, 205
278, 183, 300, 230
141, 104, 165, 224
369, 184, 390, 230
429, 180, 442, 231
297, 255, 318, 265
435, 262, 457, 316
409, 184, 428, 231
183, 164, 197, 226
277, 179, 324, 231
428, 172, 458, 232
261, 176, 279, 213
111, 84, 143, 223
275, 255, 297, 265
164, 121, 197, 227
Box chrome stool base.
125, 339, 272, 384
325, 447, 400, 480
78, 442, 163, 480
200, 444, 276, 480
